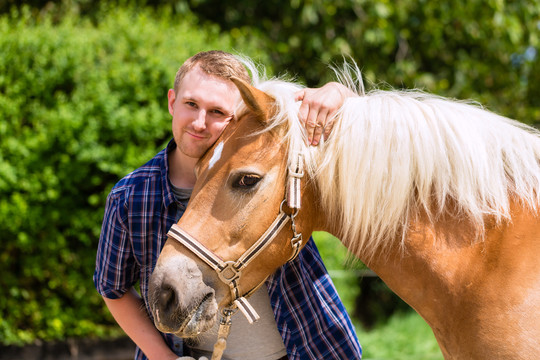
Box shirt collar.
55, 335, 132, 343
161, 139, 178, 209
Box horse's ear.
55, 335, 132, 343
230, 77, 274, 123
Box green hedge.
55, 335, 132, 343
0, 5, 266, 344
186, 0, 540, 125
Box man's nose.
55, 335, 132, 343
192, 110, 207, 131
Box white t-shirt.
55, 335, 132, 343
186, 284, 288, 360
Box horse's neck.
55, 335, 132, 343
352, 214, 484, 357
366, 213, 484, 311
364, 203, 540, 358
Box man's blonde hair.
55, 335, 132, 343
174, 50, 251, 93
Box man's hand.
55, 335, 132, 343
295, 82, 357, 145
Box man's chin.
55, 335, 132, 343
177, 142, 210, 160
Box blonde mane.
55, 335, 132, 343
244, 66, 540, 260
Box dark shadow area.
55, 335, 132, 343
0, 337, 135, 360
355, 272, 411, 330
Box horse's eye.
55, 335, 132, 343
232, 174, 262, 189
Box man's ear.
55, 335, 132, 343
167, 89, 176, 116
230, 77, 274, 123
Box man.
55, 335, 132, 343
94, 50, 361, 360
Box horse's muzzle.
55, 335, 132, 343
148, 256, 218, 337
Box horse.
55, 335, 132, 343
149, 68, 540, 359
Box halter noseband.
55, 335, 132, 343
166, 152, 304, 330
167, 199, 301, 323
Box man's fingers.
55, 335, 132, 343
311, 109, 329, 145
294, 89, 306, 102
304, 106, 321, 144
296, 85, 350, 145
298, 100, 310, 126
323, 117, 335, 140
312, 124, 324, 145
322, 109, 338, 139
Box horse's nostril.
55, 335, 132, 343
159, 285, 177, 313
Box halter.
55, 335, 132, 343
166, 152, 304, 360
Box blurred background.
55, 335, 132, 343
1, 0, 538, 359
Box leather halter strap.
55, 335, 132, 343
166, 152, 305, 324
287, 151, 303, 209
168, 209, 292, 323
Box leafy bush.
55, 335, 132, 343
185, 0, 540, 125
356, 311, 443, 360
0, 5, 266, 344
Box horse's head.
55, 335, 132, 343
149, 78, 317, 337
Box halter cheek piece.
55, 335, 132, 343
166, 153, 304, 360
167, 201, 300, 322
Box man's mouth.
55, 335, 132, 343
185, 131, 207, 140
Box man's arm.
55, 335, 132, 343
103, 288, 178, 360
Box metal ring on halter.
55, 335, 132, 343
279, 199, 299, 217
220, 307, 236, 324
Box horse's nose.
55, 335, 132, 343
150, 257, 202, 314
156, 282, 178, 316
149, 255, 218, 335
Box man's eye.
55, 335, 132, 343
210, 109, 226, 116
232, 174, 262, 189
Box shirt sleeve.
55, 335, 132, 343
266, 237, 363, 359
93, 188, 139, 299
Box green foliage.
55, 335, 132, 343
0, 5, 266, 345
186, 0, 540, 125
355, 311, 443, 360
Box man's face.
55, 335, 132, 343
168, 65, 240, 159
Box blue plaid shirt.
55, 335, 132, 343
94, 141, 362, 359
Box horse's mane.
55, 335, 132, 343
243, 64, 540, 260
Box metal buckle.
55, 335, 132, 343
291, 233, 302, 246
218, 261, 240, 284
